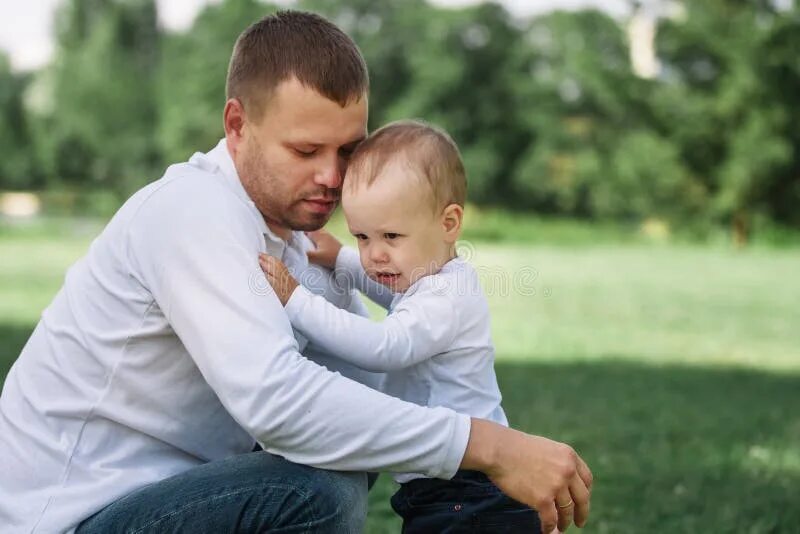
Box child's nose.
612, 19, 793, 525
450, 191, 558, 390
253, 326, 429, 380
369, 245, 388, 263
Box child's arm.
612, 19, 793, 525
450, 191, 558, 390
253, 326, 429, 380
307, 229, 395, 311
260, 254, 457, 372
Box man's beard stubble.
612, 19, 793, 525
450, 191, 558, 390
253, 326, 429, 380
240, 141, 338, 233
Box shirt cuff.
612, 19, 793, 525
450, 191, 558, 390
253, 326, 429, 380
334, 246, 362, 281
285, 284, 313, 323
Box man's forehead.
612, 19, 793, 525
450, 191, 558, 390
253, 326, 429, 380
261, 77, 367, 137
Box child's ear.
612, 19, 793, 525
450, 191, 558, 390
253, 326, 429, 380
441, 203, 463, 242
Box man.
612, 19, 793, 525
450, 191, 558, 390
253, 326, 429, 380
0, 11, 591, 534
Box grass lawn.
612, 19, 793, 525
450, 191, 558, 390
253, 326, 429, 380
1, 216, 799, 533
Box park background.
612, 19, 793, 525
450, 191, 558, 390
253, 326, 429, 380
1, 0, 798, 532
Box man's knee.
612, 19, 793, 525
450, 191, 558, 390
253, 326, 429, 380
301, 468, 368, 533
220, 452, 368, 532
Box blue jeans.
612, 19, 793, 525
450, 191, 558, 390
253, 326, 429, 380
390, 470, 540, 533
76, 451, 368, 533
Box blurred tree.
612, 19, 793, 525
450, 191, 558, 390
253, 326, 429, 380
656, 0, 799, 241
9, 0, 799, 234
756, 12, 800, 230
39, 0, 160, 196
0, 54, 38, 190
157, 0, 280, 164
510, 10, 700, 221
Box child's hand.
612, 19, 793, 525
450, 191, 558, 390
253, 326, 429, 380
306, 229, 343, 270
258, 254, 299, 306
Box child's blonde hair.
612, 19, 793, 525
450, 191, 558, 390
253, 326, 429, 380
345, 119, 467, 212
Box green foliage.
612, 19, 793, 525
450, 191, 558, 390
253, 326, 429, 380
35, 0, 160, 196
0, 54, 38, 189
3, 0, 800, 237
599, 130, 702, 218
157, 0, 279, 164
655, 2, 800, 232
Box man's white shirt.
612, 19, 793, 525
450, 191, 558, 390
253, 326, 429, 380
287, 247, 509, 483
0, 139, 470, 533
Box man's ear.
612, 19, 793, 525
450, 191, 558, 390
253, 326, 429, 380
441, 203, 464, 243
223, 98, 247, 154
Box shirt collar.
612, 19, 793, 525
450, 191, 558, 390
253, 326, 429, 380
201, 138, 251, 207
198, 138, 308, 260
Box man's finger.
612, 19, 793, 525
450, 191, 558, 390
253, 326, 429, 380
306, 229, 331, 247
569, 474, 591, 528
305, 231, 320, 246
555, 487, 574, 532
539, 501, 558, 534
576, 456, 593, 491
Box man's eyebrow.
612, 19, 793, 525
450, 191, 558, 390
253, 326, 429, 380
284, 140, 319, 148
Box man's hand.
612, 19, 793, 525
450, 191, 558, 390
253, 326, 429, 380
258, 254, 299, 306
462, 419, 593, 534
306, 229, 343, 269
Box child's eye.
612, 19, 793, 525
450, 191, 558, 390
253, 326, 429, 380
384, 233, 399, 240
354, 233, 368, 241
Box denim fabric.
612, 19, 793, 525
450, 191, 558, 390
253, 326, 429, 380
76, 452, 367, 534
390, 470, 540, 533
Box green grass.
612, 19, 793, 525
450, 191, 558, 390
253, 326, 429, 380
1, 215, 799, 533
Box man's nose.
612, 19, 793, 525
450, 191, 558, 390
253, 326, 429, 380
314, 156, 343, 190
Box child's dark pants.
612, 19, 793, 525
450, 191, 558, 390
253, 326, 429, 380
391, 470, 541, 533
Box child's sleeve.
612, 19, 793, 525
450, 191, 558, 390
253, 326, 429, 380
284, 283, 459, 372
334, 246, 396, 310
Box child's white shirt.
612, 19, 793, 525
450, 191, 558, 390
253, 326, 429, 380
286, 247, 508, 482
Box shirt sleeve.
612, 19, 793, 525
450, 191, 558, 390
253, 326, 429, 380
334, 246, 396, 310
126, 176, 470, 477
284, 281, 459, 372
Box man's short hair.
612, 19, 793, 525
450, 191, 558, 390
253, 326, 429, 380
226, 10, 369, 119
346, 119, 467, 212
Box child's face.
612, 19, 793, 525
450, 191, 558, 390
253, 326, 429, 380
342, 160, 459, 293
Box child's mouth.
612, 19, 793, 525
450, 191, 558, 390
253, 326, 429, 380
374, 272, 400, 285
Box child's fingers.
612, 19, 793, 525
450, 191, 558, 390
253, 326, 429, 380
306, 230, 329, 247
